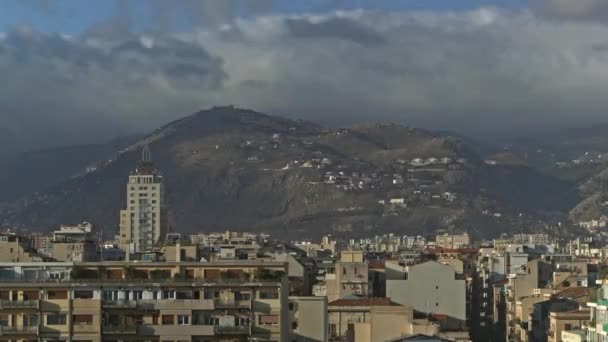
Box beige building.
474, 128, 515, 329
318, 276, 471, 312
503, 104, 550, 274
435, 233, 471, 249
0, 234, 41, 262
549, 309, 589, 342
328, 298, 417, 342
0, 260, 290, 341
119, 146, 167, 253
165, 242, 199, 262
317, 251, 368, 302
290, 296, 328, 342
387, 261, 467, 331
51, 222, 97, 262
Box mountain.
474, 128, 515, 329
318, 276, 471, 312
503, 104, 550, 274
0, 136, 140, 202
0, 107, 580, 238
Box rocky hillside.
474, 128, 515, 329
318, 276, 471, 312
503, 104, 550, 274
0, 107, 579, 238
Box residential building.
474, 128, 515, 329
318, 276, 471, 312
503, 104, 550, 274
31, 233, 53, 257
317, 251, 368, 302
386, 261, 467, 331
119, 146, 167, 253
327, 297, 425, 342
586, 284, 608, 342
164, 241, 199, 262
0, 260, 290, 341
549, 308, 590, 342
0, 234, 42, 262
435, 233, 471, 249
51, 222, 97, 262
290, 296, 328, 342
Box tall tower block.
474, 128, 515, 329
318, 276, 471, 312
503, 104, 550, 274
119, 146, 166, 253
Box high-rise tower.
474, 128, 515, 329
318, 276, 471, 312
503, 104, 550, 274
119, 146, 166, 253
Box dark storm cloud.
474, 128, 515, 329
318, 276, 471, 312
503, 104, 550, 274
4, 3, 608, 153
285, 17, 385, 45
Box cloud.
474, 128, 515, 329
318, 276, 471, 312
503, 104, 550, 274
0, 25, 225, 151
4, 5, 608, 153
537, 0, 608, 21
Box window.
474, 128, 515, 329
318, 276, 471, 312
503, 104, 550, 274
23, 314, 39, 327
329, 324, 337, 337
132, 291, 143, 300
162, 315, 174, 325
47, 314, 67, 325
47, 291, 68, 300
74, 291, 93, 299
259, 291, 279, 299
289, 303, 295, 311
0, 315, 8, 326
177, 315, 190, 325
73, 315, 93, 325
162, 291, 176, 299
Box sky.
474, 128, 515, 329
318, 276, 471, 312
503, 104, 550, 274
1, 0, 608, 153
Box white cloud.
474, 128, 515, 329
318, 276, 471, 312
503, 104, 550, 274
3, 6, 608, 151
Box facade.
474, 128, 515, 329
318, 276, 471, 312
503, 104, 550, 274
327, 298, 418, 342
318, 251, 368, 302
0, 260, 290, 341
435, 233, 471, 249
586, 284, 608, 342
51, 222, 97, 262
31, 233, 53, 257
549, 309, 589, 342
0, 234, 41, 262
120, 146, 167, 254
290, 296, 328, 342
386, 261, 467, 330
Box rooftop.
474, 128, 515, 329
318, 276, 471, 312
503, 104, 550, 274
329, 297, 395, 307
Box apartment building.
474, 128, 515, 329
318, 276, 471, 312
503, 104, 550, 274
51, 223, 97, 262
328, 297, 419, 342
586, 284, 608, 342
290, 296, 328, 342
0, 260, 290, 341
316, 251, 369, 302
0, 234, 42, 262
435, 233, 471, 249
386, 261, 467, 331
120, 146, 167, 254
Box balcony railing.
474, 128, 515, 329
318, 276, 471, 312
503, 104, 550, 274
213, 299, 251, 309
102, 300, 137, 309
0, 326, 39, 335
102, 325, 138, 334
214, 325, 251, 334
0, 300, 39, 310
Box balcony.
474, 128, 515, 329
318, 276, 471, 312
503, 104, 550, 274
0, 300, 39, 310
213, 299, 251, 309
138, 324, 214, 336
102, 300, 137, 309
214, 325, 251, 334
73, 324, 98, 334
0, 326, 39, 336
102, 325, 137, 334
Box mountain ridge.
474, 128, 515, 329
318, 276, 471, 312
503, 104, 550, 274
0, 107, 581, 238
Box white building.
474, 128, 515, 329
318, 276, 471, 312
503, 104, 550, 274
120, 146, 166, 253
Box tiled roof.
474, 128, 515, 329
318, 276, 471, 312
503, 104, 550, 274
554, 287, 591, 299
